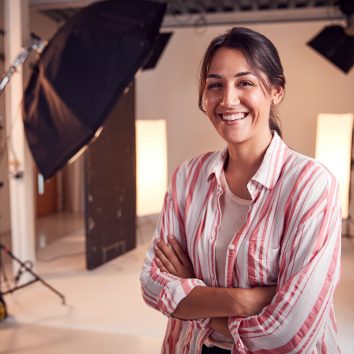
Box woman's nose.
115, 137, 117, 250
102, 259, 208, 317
220, 86, 239, 107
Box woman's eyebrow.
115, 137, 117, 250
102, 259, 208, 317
235, 71, 255, 78
206, 71, 255, 79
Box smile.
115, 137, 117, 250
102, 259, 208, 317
218, 113, 248, 121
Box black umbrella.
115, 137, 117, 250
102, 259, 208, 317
24, 0, 166, 179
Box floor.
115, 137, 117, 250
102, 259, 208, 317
0, 212, 353, 354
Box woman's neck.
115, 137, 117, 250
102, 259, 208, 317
224, 132, 272, 199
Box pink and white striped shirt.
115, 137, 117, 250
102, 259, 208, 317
140, 132, 341, 354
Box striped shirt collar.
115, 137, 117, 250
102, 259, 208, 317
207, 131, 287, 191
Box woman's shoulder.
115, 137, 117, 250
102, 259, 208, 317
174, 150, 223, 176
285, 148, 337, 183
282, 148, 339, 205
169, 152, 222, 198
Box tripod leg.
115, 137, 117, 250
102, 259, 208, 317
0, 292, 7, 320
0, 244, 66, 305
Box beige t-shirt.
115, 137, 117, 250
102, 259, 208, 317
207, 171, 251, 350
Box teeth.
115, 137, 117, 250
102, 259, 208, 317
221, 113, 247, 121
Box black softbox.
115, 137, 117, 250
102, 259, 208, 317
24, 0, 166, 179
307, 0, 354, 74
307, 25, 354, 74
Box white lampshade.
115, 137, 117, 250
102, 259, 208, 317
136, 120, 167, 216
315, 113, 353, 219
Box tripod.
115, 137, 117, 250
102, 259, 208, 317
0, 185, 66, 316
0, 244, 66, 306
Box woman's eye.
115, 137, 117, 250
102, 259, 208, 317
239, 81, 254, 87
206, 83, 222, 90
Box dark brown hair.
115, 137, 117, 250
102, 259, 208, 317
198, 27, 285, 137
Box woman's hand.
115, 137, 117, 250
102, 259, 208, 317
154, 237, 276, 320
207, 287, 276, 338
240, 286, 277, 317
210, 318, 233, 339
155, 236, 195, 278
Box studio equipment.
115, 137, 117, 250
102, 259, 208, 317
307, 0, 354, 73
24, 0, 167, 178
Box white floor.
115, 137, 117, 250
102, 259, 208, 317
0, 213, 353, 354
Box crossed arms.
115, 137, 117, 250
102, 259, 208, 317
155, 236, 276, 338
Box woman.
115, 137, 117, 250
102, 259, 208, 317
140, 27, 341, 354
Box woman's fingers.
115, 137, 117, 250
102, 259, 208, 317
157, 239, 182, 268
155, 243, 177, 274
155, 258, 169, 273
168, 236, 195, 278
155, 237, 195, 278
168, 236, 190, 265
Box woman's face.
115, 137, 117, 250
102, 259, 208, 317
203, 47, 281, 149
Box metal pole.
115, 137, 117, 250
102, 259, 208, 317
4, 0, 36, 281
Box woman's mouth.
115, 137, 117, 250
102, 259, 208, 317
218, 113, 248, 122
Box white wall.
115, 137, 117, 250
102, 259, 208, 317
136, 21, 354, 183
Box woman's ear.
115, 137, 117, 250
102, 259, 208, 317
201, 93, 208, 113
271, 85, 284, 105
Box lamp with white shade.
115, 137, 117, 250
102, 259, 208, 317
136, 119, 168, 217
315, 113, 353, 227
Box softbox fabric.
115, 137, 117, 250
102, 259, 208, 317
307, 25, 354, 74
24, 0, 166, 178
142, 32, 173, 70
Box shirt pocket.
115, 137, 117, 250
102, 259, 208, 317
247, 244, 280, 286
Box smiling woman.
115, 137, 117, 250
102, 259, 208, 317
140, 27, 341, 354
202, 47, 282, 194
198, 28, 285, 139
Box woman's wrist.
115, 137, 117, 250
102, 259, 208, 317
231, 287, 249, 317
234, 286, 276, 317
172, 286, 246, 319
171, 285, 276, 320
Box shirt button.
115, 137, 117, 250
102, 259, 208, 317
229, 244, 236, 250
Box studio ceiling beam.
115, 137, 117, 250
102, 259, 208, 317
162, 5, 344, 27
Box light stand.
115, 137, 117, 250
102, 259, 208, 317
0, 244, 66, 305
0, 35, 47, 94
0, 36, 66, 316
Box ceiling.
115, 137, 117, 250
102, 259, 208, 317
33, 0, 345, 28
0, 0, 346, 61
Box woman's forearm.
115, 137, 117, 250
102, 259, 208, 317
172, 285, 275, 320
172, 286, 241, 319
154, 237, 276, 320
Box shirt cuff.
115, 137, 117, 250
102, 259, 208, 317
195, 317, 211, 329
228, 316, 248, 353
157, 277, 207, 317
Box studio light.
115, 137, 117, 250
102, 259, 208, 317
24, 0, 167, 179
142, 32, 173, 70
307, 0, 354, 74
136, 120, 167, 217
315, 113, 353, 219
